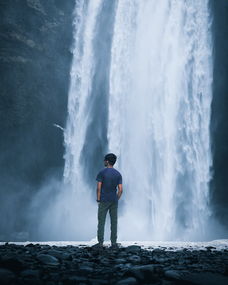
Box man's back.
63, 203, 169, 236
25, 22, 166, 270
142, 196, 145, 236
96, 168, 122, 202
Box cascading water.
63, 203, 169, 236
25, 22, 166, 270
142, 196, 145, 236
63, 0, 213, 241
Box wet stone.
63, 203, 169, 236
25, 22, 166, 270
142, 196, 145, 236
125, 245, 141, 253
0, 268, 15, 283
25, 243, 36, 248
206, 246, 216, 250
0, 243, 227, 284
114, 263, 128, 271
78, 265, 94, 274
37, 254, 59, 266
116, 277, 137, 285
126, 264, 156, 281
115, 258, 127, 264
127, 255, 141, 264
20, 269, 40, 278
88, 278, 109, 284
0, 256, 24, 271
48, 249, 71, 260
164, 269, 183, 280
63, 275, 88, 284
80, 261, 94, 267
153, 248, 164, 253
49, 272, 61, 281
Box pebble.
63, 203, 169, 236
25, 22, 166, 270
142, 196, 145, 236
0, 243, 227, 284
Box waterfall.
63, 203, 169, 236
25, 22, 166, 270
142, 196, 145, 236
63, 0, 213, 241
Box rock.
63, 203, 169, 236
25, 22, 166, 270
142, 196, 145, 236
153, 248, 164, 253
115, 258, 127, 264
116, 277, 137, 285
0, 256, 24, 271
88, 278, 109, 285
78, 265, 94, 274
135, 264, 155, 272
63, 275, 88, 284
80, 261, 94, 267
114, 263, 129, 271
153, 256, 169, 263
0, 243, 227, 284
165, 271, 228, 285
0, 0, 75, 219
37, 254, 59, 266
164, 270, 183, 280
48, 273, 60, 281
25, 243, 35, 248
125, 245, 141, 253
205, 246, 216, 250
125, 268, 144, 280
20, 269, 40, 278
0, 268, 15, 284
48, 249, 72, 260
153, 265, 164, 274
27, 0, 46, 15
127, 255, 141, 264
126, 264, 155, 281
99, 258, 110, 265
185, 272, 228, 285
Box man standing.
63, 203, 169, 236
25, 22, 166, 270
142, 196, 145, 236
94, 153, 123, 249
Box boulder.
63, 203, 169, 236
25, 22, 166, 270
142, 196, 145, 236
126, 264, 156, 281
37, 254, 59, 266
125, 246, 141, 253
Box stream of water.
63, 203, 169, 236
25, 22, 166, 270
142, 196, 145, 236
63, 0, 213, 241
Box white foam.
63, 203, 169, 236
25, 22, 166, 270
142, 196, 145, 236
1, 240, 227, 251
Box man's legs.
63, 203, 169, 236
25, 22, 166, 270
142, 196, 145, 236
109, 201, 118, 245
97, 202, 109, 244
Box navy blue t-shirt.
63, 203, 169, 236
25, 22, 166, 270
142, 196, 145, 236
96, 168, 122, 202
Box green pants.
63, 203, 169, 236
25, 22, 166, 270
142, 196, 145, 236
97, 201, 118, 244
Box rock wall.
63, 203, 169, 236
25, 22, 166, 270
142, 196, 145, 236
0, 0, 75, 184
210, 0, 228, 228
0, 0, 75, 239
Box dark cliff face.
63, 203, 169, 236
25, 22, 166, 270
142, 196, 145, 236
0, 0, 75, 239
210, 0, 228, 228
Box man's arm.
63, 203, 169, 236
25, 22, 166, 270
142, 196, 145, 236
97, 182, 102, 202
117, 184, 123, 200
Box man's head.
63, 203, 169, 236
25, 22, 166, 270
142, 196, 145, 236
104, 153, 117, 166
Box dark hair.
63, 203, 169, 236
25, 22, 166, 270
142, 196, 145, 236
104, 153, 117, 166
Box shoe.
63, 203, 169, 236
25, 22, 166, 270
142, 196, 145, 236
110, 243, 119, 250
91, 242, 103, 250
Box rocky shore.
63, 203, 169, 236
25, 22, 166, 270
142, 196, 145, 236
0, 242, 228, 285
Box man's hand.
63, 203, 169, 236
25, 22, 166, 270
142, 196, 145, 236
117, 184, 123, 200
97, 182, 102, 202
